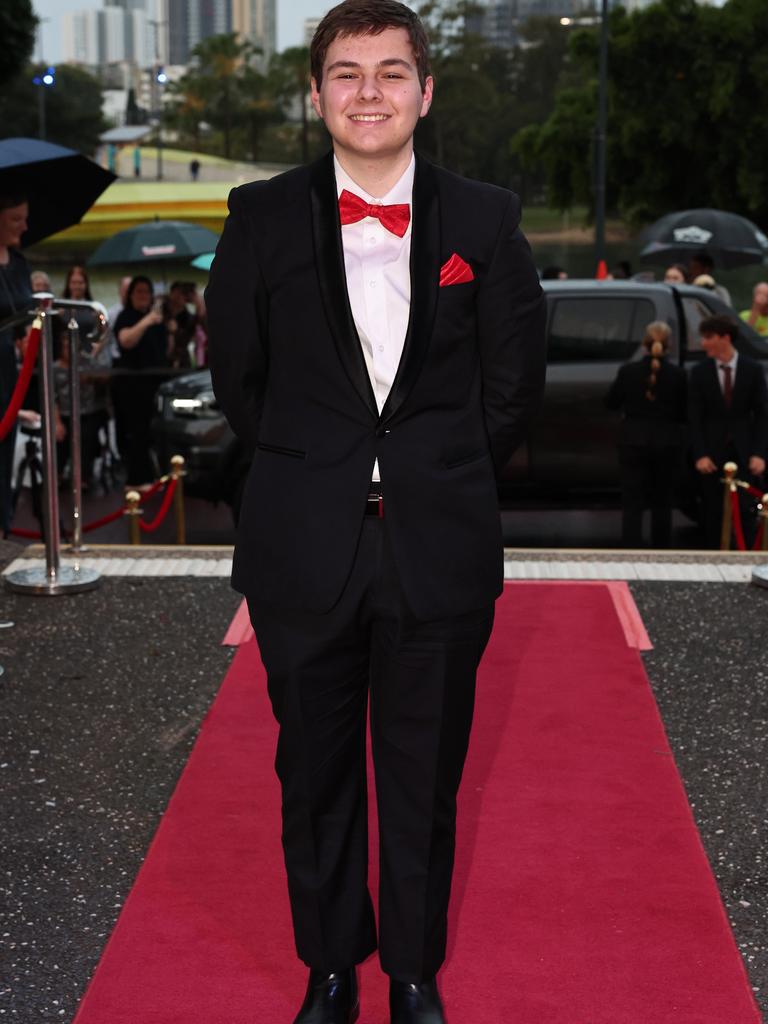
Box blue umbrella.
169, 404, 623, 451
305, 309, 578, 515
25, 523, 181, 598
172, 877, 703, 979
191, 252, 214, 271
0, 137, 116, 247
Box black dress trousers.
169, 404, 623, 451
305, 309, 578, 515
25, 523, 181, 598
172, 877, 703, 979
248, 516, 494, 984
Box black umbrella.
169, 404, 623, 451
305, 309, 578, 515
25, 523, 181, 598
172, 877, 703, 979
638, 208, 768, 269
88, 220, 220, 266
0, 137, 116, 247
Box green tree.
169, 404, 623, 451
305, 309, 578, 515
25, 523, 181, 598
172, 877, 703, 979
0, 63, 106, 154
515, 0, 768, 226
0, 0, 37, 90
269, 46, 312, 163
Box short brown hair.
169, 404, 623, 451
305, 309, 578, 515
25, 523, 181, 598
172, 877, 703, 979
700, 314, 739, 342
310, 0, 431, 91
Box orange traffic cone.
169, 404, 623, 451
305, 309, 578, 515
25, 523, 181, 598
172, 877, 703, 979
596, 259, 609, 279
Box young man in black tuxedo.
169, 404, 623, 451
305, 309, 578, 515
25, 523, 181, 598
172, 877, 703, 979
205, 3, 546, 1021
689, 314, 767, 548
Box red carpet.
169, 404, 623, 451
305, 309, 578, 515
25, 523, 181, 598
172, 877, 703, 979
73, 584, 760, 1024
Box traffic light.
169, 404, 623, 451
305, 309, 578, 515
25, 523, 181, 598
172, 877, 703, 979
156, 66, 167, 84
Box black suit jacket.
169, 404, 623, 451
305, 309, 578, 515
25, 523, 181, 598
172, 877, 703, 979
688, 355, 768, 468
604, 356, 687, 448
205, 153, 546, 618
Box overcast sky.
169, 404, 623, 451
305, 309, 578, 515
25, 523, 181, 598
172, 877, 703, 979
31, 0, 329, 64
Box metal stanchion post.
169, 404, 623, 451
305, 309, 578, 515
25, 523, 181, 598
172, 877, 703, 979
170, 454, 186, 545
751, 493, 768, 589
719, 461, 737, 552
5, 295, 99, 595
67, 318, 86, 554
125, 490, 142, 545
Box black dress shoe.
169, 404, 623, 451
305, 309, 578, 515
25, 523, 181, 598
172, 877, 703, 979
292, 968, 359, 1024
389, 978, 446, 1024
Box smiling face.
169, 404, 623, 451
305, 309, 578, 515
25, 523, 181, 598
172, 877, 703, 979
0, 202, 29, 249
67, 269, 88, 299
310, 27, 433, 171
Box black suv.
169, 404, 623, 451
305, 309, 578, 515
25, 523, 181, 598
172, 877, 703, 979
151, 281, 768, 518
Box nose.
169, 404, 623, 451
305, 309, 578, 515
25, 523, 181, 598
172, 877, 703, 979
357, 73, 383, 101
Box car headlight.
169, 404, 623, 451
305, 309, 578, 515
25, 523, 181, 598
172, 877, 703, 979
170, 391, 219, 418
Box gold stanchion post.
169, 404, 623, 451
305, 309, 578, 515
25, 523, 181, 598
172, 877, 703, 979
761, 494, 768, 553
720, 462, 737, 551
124, 490, 142, 546
171, 455, 186, 545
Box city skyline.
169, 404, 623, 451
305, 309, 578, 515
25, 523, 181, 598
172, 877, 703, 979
32, 0, 328, 65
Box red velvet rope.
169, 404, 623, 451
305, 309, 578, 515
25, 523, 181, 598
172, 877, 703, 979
9, 474, 173, 539
8, 526, 41, 538
138, 477, 177, 533
0, 324, 41, 441
742, 482, 764, 499
730, 488, 747, 552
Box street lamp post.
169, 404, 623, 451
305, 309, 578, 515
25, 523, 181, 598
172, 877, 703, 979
33, 66, 56, 141
149, 19, 168, 182
594, 0, 609, 271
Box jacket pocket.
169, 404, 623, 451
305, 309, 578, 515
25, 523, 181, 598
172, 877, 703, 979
442, 449, 490, 470
256, 442, 307, 459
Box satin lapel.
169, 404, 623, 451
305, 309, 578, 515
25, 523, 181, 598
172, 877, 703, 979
309, 153, 377, 419
380, 156, 441, 424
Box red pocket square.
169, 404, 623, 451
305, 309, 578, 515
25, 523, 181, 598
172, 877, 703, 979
439, 253, 474, 287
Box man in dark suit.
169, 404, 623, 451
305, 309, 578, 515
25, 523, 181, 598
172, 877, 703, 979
689, 314, 767, 548
205, 3, 546, 1021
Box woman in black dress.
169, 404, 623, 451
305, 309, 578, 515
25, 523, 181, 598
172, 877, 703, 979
0, 194, 32, 535
604, 321, 688, 548
113, 275, 171, 485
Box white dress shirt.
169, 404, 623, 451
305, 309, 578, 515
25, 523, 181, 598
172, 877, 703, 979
335, 155, 414, 483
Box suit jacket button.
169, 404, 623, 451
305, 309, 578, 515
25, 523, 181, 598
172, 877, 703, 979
376, 427, 390, 438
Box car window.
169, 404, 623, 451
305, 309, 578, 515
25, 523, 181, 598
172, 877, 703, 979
547, 298, 656, 362
682, 295, 718, 357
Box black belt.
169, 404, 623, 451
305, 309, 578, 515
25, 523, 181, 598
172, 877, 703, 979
365, 485, 384, 518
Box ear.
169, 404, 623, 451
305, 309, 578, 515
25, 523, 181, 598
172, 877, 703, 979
419, 75, 434, 119
310, 76, 323, 120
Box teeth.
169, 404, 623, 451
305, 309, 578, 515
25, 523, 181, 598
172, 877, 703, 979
350, 114, 388, 122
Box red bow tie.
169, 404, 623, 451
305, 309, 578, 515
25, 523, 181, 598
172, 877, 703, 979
338, 189, 410, 238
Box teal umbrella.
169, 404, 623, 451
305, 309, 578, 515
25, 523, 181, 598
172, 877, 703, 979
191, 252, 214, 271
88, 220, 219, 266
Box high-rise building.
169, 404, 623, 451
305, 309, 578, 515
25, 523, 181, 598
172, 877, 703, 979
232, 0, 277, 65
165, 0, 234, 65
63, 3, 152, 67
304, 17, 322, 47
467, 0, 588, 49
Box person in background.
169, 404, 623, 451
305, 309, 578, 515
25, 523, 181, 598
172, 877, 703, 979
739, 281, 768, 337
604, 321, 687, 548
189, 159, 201, 181
133, 145, 142, 179
56, 264, 110, 489
610, 259, 633, 280
689, 250, 731, 306
164, 281, 208, 368
689, 314, 767, 547
0, 194, 33, 536
30, 270, 51, 293
112, 275, 172, 485
541, 265, 567, 280
107, 276, 132, 360
664, 263, 689, 284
